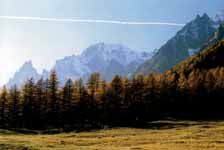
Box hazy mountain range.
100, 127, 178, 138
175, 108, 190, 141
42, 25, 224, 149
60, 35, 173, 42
7, 43, 154, 87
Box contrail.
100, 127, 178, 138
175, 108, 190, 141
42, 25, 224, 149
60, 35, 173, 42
0, 16, 185, 27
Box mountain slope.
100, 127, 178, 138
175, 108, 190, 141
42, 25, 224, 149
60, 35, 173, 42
170, 40, 224, 75
54, 55, 91, 84
202, 23, 224, 49
136, 13, 216, 75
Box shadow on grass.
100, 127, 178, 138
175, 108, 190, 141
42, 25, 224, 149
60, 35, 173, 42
0, 118, 222, 134
131, 117, 224, 130
0, 143, 36, 150
142, 120, 201, 130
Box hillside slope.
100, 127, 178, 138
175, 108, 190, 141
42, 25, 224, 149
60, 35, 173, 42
136, 13, 216, 75
171, 40, 224, 75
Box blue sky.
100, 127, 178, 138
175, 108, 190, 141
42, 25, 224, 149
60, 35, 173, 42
0, 0, 224, 85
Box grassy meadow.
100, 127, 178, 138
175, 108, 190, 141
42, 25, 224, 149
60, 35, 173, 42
0, 120, 224, 150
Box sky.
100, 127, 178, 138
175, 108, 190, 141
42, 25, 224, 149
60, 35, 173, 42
0, 0, 224, 86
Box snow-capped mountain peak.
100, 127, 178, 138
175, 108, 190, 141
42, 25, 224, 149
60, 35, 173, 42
21, 60, 34, 70
81, 42, 149, 66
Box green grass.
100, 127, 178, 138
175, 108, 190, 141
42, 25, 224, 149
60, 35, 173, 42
1, 120, 224, 149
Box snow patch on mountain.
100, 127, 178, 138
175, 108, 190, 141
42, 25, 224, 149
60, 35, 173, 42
215, 10, 224, 24
188, 48, 199, 56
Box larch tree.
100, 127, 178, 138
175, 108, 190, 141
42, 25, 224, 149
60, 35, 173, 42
61, 79, 74, 125
0, 86, 9, 128
8, 85, 21, 130
48, 70, 59, 127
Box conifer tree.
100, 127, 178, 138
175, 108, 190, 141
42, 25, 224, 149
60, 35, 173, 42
87, 73, 100, 106
93, 79, 107, 111
123, 77, 131, 109
22, 78, 36, 129
143, 74, 158, 116
61, 79, 74, 125
9, 85, 21, 130
87, 73, 101, 124
130, 75, 145, 122
41, 79, 49, 127
34, 78, 46, 128
73, 78, 88, 125
110, 75, 123, 110
0, 86, 9, 128
48, 70, 59, 127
